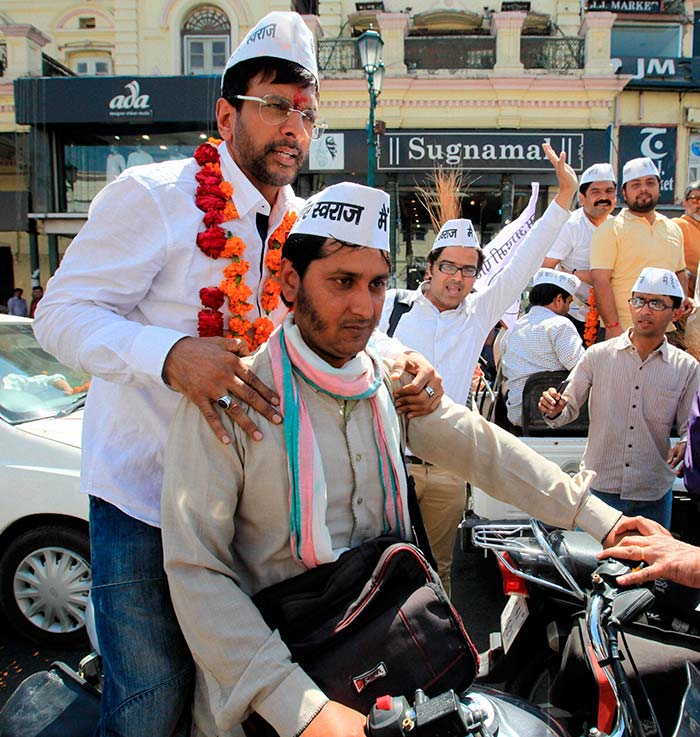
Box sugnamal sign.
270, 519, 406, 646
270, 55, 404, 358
380, 132, 585, 171
108, 80, 152, 119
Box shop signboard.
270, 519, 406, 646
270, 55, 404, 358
614, 57, 700, 89
586, 0, 662, 10
618, 125, 677, 205
377, 131, 606, 172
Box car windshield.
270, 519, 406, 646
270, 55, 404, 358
0, 322, 91, 424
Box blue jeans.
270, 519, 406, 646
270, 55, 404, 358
591, 488, 673, 529
89, 496, 194, 737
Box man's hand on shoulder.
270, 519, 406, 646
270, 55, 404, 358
301, 701, 366, 737
391, 351, 443, 418
162, 336, 282, 443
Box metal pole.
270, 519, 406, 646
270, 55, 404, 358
367, 68, 375, 187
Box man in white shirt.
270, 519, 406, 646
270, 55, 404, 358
542, 163, 617, 332
377, 143, 578, 593
502, 268, 584, 426
33, 14, 327, 737
162, 182, 631, 737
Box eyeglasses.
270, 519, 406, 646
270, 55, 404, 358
628, 297, 674, 311
234, 94, 327, 140
437, 262, 479, 278
687, 195, 700, 202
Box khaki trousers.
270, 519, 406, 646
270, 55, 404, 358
411, 463, 467, 597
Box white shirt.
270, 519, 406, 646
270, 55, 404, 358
378, 201, 571, 404
545, 207, 609, 321
502, 305, 584, 425
33, 142, 302, 527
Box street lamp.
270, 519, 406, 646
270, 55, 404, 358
356, 28, 384, 187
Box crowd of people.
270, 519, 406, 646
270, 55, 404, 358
25, 9, 700, 737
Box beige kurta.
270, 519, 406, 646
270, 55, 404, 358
161, 345, 619, 737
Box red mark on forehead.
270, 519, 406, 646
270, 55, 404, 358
293, 91, 309, 109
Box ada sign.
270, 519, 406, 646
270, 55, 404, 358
108, 80, 152, 119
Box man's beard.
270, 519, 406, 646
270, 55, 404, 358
626, 193, 658, 213
233, 117, 304, 187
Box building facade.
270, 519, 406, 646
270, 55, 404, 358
2, 0, 700, 295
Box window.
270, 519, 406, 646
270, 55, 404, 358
182, 5, 231, 75
79, 17, 96, 29
74, 56, 112, 76
612, 24, 681, 58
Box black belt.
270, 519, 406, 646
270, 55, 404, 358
407, 456, 433, 466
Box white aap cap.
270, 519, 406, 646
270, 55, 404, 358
632, 267, 684, 300
532, 268, 581, 296
221, 12, 318, 90
290, 183, 390, 251
431, 219, 480, 251
622, 157, 660, 186
580, 163, 616, 187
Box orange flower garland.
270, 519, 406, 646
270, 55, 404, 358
583, 287, 599, 347
193, 138, 296, 351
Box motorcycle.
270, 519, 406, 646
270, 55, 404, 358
472, 520, 700, 737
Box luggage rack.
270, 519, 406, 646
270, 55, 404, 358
471, 519, 585, 601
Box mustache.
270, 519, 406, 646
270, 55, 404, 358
594, 199, 612, 207
340, 320, 376, 330
264, 140, 303, 157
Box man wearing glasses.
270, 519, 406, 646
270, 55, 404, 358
539, 267, 700, 528
377, 144, 579, 593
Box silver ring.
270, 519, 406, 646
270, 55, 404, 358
424, 385, 435, 399
216, 394, 233, 410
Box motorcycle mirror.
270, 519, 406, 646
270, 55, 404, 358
611, 588, 656, 626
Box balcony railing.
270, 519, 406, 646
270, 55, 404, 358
0, 44, 6, 77
521, 37, 584, 70
317, 38, 360, 72
405, 36, 496, 70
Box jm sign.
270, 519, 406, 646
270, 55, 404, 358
379, 132, 586, 171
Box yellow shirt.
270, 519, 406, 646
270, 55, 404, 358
590, 209, 685, 329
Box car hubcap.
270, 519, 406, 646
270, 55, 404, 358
13, 546, 91, 634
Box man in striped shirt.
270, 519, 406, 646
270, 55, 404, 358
539, 267, 700, 528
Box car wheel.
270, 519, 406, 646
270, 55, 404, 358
0, 525, 91, 648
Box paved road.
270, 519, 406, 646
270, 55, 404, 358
0, 538, 506, 712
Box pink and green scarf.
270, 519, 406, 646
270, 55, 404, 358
268, 316, 409, 568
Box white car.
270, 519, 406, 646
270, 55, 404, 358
0, 315, 90, 647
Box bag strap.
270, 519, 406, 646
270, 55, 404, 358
386, 289, 419, 337
405, 473, 437, 571
381, 368, 437, 570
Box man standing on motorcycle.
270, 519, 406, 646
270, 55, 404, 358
539, 267, 700, 527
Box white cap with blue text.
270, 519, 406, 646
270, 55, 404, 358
622, 157, 660, 186
431, 219, 480, 251
632, 267, 684, 300
580, 163, 616, 186
290, 183, 391, 251
532, 268, 581, 296
221, 12, 318, 88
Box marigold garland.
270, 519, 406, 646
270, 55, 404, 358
193, 138, 296, 350
583, 287, 599, 347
